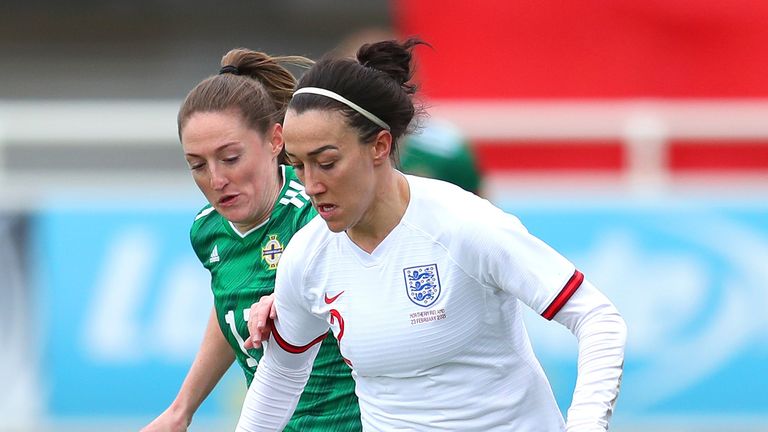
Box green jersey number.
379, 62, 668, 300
224, 308, 258, 367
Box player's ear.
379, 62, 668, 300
371, 130, 392, 166
268, 123, 284, 157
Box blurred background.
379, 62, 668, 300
1, 0, 767, 431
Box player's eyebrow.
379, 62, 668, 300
185, 142, 241, 158
286, 144, 339, 159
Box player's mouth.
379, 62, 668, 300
315, 202, 337, 219
218, 194, 240, 207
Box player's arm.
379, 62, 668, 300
461, 201, 625, 431
550, 279, 626, 432
493, 220, 625, 431
141, 307, 234, 432
236, 319, 324, 431
236, 250, 330, 432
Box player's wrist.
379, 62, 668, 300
166, 400, 195, 426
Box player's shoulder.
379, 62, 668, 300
405, 174, 525, 237
188, 203, 224, 261
277, 216, 331, 283
283, 216, 330, 258
278, 165, 307, 203
406, 174, 487, 220
273, 165, 316, 225
190, 203, 220, 231
274, 165, 313, 211
193, 203, 216, 219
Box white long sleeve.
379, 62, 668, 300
235, 333, 321, 432
236, 225, 333, 432
553, 279, 627, 432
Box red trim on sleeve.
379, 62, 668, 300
271, 324, 328, 354
541, 270, 584, 320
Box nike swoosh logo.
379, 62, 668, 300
324, 291, 345, 304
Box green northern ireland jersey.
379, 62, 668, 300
190, 165, 360, 431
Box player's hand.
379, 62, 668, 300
140, 407, 190, 432
245, 294, 277, 349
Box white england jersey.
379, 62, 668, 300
268, 175, 586, 431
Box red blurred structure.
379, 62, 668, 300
393, 0, 768, 182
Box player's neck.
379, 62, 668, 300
231, 169, 283, 234
347, 170, 409, 254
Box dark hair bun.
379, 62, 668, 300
356, 38, 428, 95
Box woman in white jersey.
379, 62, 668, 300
238, 39, 627, 432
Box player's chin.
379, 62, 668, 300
321, 216, 349, 233
324, 221, 347, 233
219, 206, 249, 225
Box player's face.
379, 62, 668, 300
283, 109, 383, 233
181, 109, 283, 232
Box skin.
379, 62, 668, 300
181, 109, 284, 234
141, 309, 233, 432
142, 109, 283, 431
283, 109, 409, 252
246, 108, 410, 347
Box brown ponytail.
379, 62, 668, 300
178, 48, 313, 163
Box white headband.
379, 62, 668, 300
293, 87, 391, 131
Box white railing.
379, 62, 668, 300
0, 100, 180, 145
0, 100, 190, 210
430, 99, 768, 197
1, 99, 767, 205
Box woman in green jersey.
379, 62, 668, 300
141, 48, 360, 432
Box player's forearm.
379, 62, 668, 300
554, 281, 627, 432
170, 308, 235, 423
236, 332, 319, 432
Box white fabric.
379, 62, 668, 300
553, 281, 627, 431
235, 342, 318, 431
237, 174, 625, 431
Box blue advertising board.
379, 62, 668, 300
30, 197, 768, 427
31, 202, 244, 419
502, 200, 768, 427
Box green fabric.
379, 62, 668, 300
190, 165, 360, 431
399, 119, 481, 194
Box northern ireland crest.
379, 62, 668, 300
261, 235, 283, 270
403, 264, 441, 307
